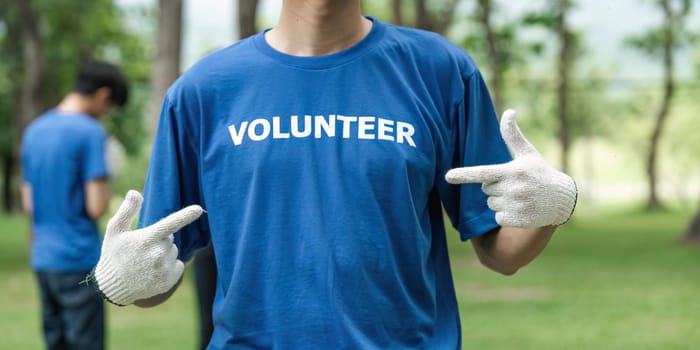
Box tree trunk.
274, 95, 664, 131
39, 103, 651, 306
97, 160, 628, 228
681, 206, 700, 244
16, 0, 50, 132
391, 0, 403, 26
413, 0, 459, 34
414, 0, 432, 31
238, 0, 259, 39
476, 0, 503, 113
4, 0, 50, 213
1, 155, 17, 212
645, 0, 674, 211
555, 0, 572, 174
147, 0, 183, 135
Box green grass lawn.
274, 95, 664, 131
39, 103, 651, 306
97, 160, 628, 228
450, 205, 699, 349
1, 203, 698, 349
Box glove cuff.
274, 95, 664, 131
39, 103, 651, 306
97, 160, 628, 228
551, 172, 578, 226
87, 257, 135, 306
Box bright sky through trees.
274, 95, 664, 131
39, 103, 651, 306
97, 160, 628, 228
116, 0, 699, 80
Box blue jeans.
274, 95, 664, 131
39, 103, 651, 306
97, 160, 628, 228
35, 271, 105, 350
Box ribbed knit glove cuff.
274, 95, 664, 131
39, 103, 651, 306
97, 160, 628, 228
549, 171, 578, 226
86, 261, 131, 306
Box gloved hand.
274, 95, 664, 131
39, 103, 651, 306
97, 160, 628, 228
87, 190, 204, 306
445, 109, 577, 228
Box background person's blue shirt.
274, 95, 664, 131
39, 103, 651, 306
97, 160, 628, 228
21, 110, 108, 272
140, 18, 511, 349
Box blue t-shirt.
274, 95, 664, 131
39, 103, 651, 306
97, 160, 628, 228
140, 18, 511, 349
21, 109, 109, 272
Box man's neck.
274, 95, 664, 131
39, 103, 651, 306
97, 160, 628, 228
56, 93, 95, 118
265, 0, 372, 57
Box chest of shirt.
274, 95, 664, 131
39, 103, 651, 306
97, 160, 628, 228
188, 67, 455, 189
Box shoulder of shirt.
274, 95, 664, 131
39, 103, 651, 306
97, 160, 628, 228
164, 38, 257, 101
379, 22, 479, 77
25, 110, 105, 136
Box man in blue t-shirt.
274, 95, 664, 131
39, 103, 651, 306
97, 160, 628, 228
21, 61, 129, 350
88, 1, 577, 349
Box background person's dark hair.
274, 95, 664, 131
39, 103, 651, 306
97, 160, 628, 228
72, 61, 129, 106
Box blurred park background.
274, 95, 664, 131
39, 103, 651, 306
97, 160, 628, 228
1, 0, 699, 349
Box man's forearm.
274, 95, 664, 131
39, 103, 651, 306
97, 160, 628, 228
20, 182, 33, 216
446, 109, 577, 275
471, 225, 556, 275
85, 178, 111, 220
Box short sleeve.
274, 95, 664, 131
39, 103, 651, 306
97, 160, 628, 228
437, 69, 512, 241
138, 94, 210, 260
83, 127, 110, 181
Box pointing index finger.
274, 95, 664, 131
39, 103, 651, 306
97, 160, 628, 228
145, 205, 205, 240
445, 163, 509, 184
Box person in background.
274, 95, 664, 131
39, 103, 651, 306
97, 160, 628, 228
21, 61, 129, 350
87, 1, 577, 348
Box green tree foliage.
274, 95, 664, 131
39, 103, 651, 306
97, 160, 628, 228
625, 0, 693, 57
0, 0, 150, 153
0, 0, 152, 212
0, 0, 151, 155
0, 33, 11, 159
521, 0, 581, 173
35, 0, 151, 155
458, 0, 532, 113
624, 0, 693, 210
371, 0, 459, 34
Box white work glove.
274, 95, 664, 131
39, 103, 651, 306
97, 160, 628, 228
87, 190, 204, 306
445, 109, 577, 228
